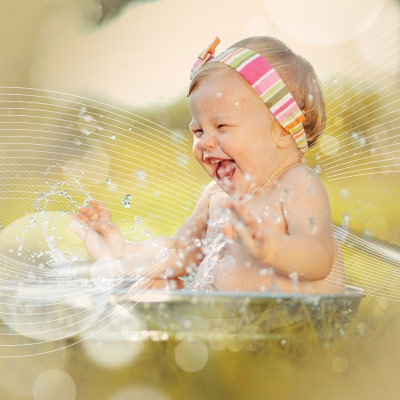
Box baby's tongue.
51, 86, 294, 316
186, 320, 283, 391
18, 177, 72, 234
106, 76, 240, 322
216, 160, 236, 180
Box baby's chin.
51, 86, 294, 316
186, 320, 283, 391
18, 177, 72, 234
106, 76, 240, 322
214, 176, 260, 201
214, 175, 245, 198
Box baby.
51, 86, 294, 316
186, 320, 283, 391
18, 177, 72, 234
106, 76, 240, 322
71, 36, 344, 294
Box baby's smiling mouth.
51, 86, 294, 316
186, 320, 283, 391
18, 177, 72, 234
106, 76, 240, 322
213, 159, 237, 181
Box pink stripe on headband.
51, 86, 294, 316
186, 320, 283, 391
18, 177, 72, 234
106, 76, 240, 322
239, 56, 273, 86
274, 96, 295, 117
253, 70, 280, 97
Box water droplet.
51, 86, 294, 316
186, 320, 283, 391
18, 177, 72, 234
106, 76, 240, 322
122, 194, 132, 208
108, 183, 118, 192
136, 170, 146, 181
244, 173, 252, 182
142, 230, 151, 238
134, 216, 143, 225
362, 229, 373, 240
174, 259, 183, 268
259, 268, 267, 276
182, 319, 191, 328
80, 127, 91, 136
280, 339, 286, 346
83, 114, 93, 123
234, 102, 239, 106
341, 213, 351, 227
289, 271, 298, 293
308, 216, 317, 233
157, 248, 170, 263
273, 212, 281, 224
194, 239, 202, 248
79, 105, 87, 116
284, 186, 293, 196
164, 268, 174, 278
314, 164, 322, 174
110, 135, 116, 140
339, 188, 350, 199
216, 92, 222, 98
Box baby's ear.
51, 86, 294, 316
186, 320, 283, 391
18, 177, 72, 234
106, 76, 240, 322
271, 123, 293, 149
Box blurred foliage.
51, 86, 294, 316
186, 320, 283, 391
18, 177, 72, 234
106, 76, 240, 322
307, 74, 400, 243
98, 0, 160, 24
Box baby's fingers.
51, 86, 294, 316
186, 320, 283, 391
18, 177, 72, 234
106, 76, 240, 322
222, 223, 237, 240
71, 213, 90, 226
77, 206, 99, 221
89, 200, 112, 222
235, 222, 265, 251
223, 200, 259, 230
89, 220, 115, 236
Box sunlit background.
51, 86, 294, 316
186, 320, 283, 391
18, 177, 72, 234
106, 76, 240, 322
0, 0, 400, 399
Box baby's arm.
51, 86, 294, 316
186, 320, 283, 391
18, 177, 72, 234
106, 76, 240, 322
267, 168, 335, 280
72, 181, 214, 281
223, 168, 334, 280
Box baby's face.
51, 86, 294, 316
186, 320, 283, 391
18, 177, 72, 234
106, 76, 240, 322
189, 69, 281, 196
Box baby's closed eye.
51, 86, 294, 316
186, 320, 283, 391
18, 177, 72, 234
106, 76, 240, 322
192, 129, 203, 138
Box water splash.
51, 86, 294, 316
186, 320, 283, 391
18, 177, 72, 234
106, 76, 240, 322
15, 167, 94, 268
188, 207, 231, 291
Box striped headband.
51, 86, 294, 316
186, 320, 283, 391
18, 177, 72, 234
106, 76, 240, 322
190, 38, 308, 154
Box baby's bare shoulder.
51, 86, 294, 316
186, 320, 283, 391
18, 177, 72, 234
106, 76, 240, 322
279, 164, 328, 199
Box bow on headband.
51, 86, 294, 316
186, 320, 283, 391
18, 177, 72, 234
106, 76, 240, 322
190, 37, 221, 80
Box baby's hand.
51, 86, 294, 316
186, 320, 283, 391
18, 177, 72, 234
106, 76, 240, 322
221, 200, 270, 263
70, 199, 126, 259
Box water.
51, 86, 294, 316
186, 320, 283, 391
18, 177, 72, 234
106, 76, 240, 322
121, 194, 132, 208
188, 206, 231, 291
7, 166, 93, 269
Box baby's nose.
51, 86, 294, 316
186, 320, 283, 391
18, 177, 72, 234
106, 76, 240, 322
198, 133, 218, 150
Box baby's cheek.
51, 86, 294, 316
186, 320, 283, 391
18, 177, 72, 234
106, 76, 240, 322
191, 141, 200, 159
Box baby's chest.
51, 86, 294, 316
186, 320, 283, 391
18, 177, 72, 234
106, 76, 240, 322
207, 190, 288, 237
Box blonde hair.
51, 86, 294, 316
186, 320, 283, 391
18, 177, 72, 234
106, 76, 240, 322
188, 36, 326, 148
